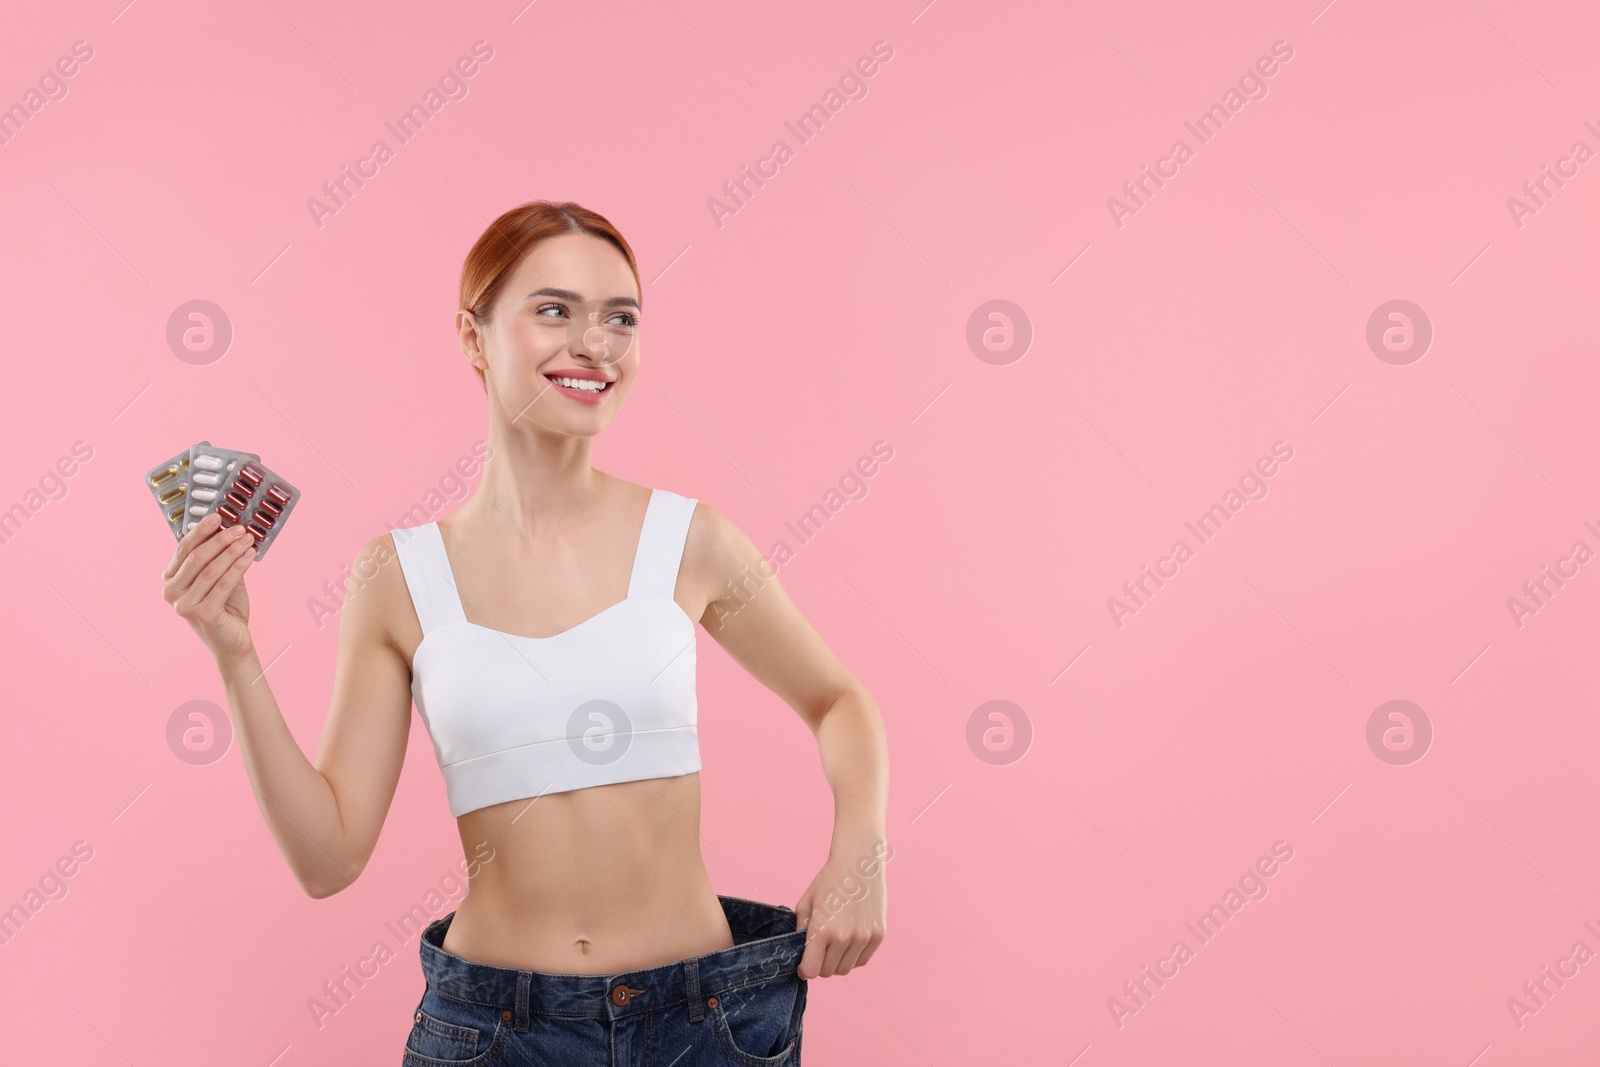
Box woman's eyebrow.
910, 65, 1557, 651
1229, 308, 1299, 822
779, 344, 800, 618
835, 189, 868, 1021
526, 287, 639, 310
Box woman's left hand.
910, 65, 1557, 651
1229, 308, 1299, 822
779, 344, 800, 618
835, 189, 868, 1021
794, 836, 890, 978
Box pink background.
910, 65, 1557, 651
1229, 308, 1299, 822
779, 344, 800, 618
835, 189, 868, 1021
3, 0, 1599, 1062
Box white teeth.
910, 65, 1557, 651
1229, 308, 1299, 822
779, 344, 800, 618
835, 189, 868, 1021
551, 376, 607, 392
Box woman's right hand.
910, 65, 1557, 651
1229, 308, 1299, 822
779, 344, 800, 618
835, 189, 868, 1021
162, 512, 260, 665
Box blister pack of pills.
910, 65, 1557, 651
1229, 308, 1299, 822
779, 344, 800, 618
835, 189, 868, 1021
143, 441, 208, 541
144, 440, 301, 560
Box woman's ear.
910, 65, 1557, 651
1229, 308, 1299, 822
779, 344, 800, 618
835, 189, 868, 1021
457, 309, 489, 378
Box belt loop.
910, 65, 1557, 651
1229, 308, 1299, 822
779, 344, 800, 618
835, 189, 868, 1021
684, 958, 703, 1022
516, 971, 531, 1032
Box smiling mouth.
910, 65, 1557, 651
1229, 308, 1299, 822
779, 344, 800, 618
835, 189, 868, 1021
546, 374, 613, 394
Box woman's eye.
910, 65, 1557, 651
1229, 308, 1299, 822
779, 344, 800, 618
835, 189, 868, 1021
535, 304, 635, 327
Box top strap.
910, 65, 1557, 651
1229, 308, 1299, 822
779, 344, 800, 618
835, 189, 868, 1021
392, 522, 469, 635
628, 489, 699, 600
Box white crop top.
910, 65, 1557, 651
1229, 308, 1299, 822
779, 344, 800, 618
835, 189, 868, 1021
392, 488, 701, 817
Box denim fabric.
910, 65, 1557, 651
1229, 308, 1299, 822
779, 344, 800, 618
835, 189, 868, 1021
405, 895, 809, 1066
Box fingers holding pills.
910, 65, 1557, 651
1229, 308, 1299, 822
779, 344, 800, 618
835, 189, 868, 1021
208, 527, 255, 571
197, 542, 255, 616
163, 515, 215, 602
164, 511, 220, 582
166, 519, 249, 611
172, 518, 235, 584
151, 442, 294, 665
169, 524, 258, 661
150, 442, 298, 583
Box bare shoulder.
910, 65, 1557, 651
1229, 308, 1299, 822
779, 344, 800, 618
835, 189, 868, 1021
679, 497, 749, 564
675, 497, 770, 620
338, 529, 422, 660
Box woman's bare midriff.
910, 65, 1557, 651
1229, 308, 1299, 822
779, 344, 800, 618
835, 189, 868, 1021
439, 771, 737, 974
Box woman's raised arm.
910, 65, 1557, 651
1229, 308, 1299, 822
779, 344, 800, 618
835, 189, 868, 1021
163, 519, 415, 898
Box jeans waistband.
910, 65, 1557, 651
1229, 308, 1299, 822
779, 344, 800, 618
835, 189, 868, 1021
418, 894, 807, 1031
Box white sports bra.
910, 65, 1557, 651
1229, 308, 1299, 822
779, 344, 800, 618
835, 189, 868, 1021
392, 488, 701, 817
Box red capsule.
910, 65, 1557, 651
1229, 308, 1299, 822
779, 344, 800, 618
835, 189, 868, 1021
253, 510, 275, 528
238, 463, 264, 486
246, 522, 268, 541
257, 499, 283, 518
230, 479, 256, 499
218, 504, 241, 525
225, 490, 249, 510
266, 484, 292, 505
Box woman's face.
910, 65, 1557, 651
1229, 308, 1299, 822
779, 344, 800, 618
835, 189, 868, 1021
461, 231, 641, 438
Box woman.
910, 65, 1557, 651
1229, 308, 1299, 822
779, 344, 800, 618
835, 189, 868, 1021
160, 201, 889, 1065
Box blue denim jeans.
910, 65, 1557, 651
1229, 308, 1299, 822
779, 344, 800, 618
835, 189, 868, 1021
406, 895, 809, 1066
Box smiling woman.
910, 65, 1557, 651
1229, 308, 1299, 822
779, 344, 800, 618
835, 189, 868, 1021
455, 204, 642, 401
161, 198, 888, 1065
